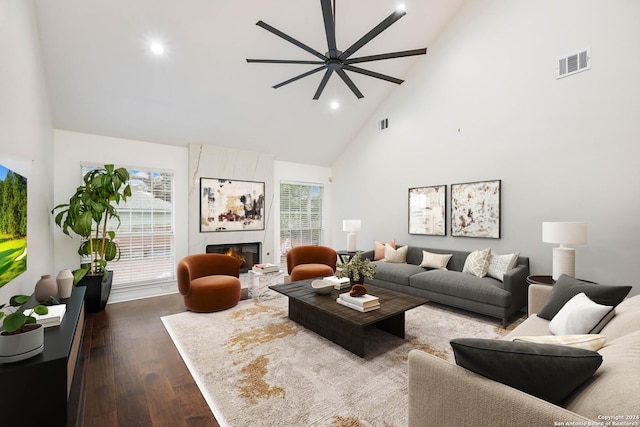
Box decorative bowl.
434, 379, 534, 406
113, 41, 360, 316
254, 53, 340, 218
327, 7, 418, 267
311, 279, 334, 295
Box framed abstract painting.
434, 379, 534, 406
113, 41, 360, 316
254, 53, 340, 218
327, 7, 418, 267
451, 179, 501, 239
200, 178, 265, 232
408, 185, 446, 236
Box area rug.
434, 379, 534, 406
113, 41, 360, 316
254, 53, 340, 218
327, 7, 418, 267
161, 293, 522, 427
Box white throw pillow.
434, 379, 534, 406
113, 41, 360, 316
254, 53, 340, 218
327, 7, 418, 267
549, 292, 615, 335
487, 251, 519, 281
512, 334, 607, 351
384, 244, 408, 263
462, 248, 491, 278
419, 250, 453, 270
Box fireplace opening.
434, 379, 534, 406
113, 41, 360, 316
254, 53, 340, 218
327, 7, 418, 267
205, 242, 261, 274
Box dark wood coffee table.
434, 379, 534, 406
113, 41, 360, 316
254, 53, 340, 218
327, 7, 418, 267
269, 280, 427, 357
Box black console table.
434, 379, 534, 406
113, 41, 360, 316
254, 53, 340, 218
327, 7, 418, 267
0, 286, 86, 426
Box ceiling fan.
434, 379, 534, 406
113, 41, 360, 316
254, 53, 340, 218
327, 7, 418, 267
246, 0, 427, 100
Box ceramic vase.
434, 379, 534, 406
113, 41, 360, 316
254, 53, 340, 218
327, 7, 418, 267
56, 269, 74, 299
34, 274, 58, 302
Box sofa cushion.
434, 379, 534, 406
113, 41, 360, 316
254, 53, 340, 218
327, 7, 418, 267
487, 251, 519, 281
371, 261, 425, 286
462, 248, 491, 278
384, 244, 408, 263
549, 292, 615, 335
419, 250, 453, 270
374, 239, 395, 261
564, 330, 640, 421
512, 334, 607, 351
537, 275, 631, 320
450, 338, 603, 404
599, 295, 640, 341
410, 270, 511, 307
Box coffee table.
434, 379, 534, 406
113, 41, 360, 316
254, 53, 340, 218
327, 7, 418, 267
269, 280, 427, 357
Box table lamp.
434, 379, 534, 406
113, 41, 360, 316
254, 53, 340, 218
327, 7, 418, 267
343, 220, 361, 252
542, 222, 587, 280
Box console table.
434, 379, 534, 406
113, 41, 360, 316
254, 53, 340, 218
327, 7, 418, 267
0, 286, 86, 427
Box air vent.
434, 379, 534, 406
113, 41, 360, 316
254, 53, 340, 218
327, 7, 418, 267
557, 48, 590, 79
378, 118, 389, 131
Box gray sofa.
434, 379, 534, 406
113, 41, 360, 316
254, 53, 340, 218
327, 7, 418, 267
408, 285, 640, 426
360, 246, 530, 327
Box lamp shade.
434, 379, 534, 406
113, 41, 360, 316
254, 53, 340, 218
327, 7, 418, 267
342, 220, 361, 232
542, 222, 587, 245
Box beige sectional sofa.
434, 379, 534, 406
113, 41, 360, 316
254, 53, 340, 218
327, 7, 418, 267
408, 284, 640, 427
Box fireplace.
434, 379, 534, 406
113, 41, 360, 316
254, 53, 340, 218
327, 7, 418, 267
206, 242, 261, 274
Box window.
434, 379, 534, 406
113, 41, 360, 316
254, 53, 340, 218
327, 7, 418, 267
82, 165, 175, 288
279, 182, 324, 264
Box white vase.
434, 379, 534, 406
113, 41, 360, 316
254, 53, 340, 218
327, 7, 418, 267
34, 274, 58, 302
0, 323, 44, 364
56, 269, 74, 299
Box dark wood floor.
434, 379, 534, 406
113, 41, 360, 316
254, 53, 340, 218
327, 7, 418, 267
83, 293, 220, 427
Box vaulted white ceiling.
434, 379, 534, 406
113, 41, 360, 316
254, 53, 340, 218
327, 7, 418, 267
35, 0, 463, 166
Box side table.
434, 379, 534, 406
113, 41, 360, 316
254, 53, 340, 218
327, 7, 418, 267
249, 269, 286, 301
337, 250, 362, 264
526, 275, 555, 286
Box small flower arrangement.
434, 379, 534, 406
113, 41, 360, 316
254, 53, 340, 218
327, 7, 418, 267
336, 252, 377, 284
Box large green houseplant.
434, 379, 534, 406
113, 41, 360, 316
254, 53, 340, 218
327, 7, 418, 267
52, 164, 131, 311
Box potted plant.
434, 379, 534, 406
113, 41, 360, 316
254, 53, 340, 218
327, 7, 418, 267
52, 164, 131, 312
0, 295, 48, 363
336, 252, 377, 285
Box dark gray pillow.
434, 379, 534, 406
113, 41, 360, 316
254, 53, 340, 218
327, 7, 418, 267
537, 274, 631, 320
450, 338, 602, 404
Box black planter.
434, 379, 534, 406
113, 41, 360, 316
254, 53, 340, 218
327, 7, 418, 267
76, 271, 113, 312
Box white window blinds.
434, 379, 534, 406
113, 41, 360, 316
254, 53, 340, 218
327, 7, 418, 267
82, 166, 175, 287
279, 182, 324, 264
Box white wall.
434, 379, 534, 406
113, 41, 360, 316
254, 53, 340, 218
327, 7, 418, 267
332, 0, 640, 294
273, 160, 333, 263
52, 129, 189, 300
0, 0, 54, 301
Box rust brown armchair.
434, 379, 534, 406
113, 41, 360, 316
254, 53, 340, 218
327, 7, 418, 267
177, 254, 242, 312
286, 245, 337, 282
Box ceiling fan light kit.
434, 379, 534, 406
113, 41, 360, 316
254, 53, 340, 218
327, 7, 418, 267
247, 0, 427, 100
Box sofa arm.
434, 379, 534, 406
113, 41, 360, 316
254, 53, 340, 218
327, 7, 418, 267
528, 284, 553, 317
501, 264, 529, 312
408, 350, 593, 427
359, 250, 375, 261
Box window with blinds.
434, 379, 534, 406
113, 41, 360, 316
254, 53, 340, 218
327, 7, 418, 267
279, 182, 324, 264
81, 165, 175, 288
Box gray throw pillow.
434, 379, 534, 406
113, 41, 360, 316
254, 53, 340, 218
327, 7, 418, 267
450, 338, 602, 404
537, 274, 631, 321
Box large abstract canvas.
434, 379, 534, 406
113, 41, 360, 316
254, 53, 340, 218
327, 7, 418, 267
451, 180, 501, 239
0, 165, 27, 287
200, 178, 265, 232
408, 185, 446, 236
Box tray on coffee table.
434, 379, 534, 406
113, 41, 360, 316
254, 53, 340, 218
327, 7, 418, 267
269, 280, 427, 357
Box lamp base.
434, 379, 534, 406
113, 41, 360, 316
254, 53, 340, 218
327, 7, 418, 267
347, 233, 357, 252
552, 247, 575, 280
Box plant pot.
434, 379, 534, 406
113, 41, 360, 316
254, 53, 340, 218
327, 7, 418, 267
0, 323, 44, 364
77, 271, 113, 312
349, 274, 365, 286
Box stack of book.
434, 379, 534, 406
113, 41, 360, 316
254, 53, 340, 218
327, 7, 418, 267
336, 293, 380, 312
252, 263, 280, 273
324, 275, 350, 290
23, 304, 67, 328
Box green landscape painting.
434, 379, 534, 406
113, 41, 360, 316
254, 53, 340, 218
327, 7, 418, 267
0, 165, 27, 288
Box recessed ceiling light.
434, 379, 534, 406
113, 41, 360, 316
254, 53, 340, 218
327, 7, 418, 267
396, 4, 406, 12
330, 101, 340, 110
150, 42, 165, 55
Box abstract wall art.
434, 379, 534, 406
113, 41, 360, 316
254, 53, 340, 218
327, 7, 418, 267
451, 179, 501, 239
408, 185, 446, 236
200, 178, 265, 232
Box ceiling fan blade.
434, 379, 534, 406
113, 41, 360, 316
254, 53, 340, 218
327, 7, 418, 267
313, 69, 334, 100
336, 69, 364, 99
320, 0, 338, 59
256, 21, 327, 61
339, 9, 406, 61
342, 65, 404, 85
247, 59, 326, 65
345, 48, 427, 64
272, 66, 327, 89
